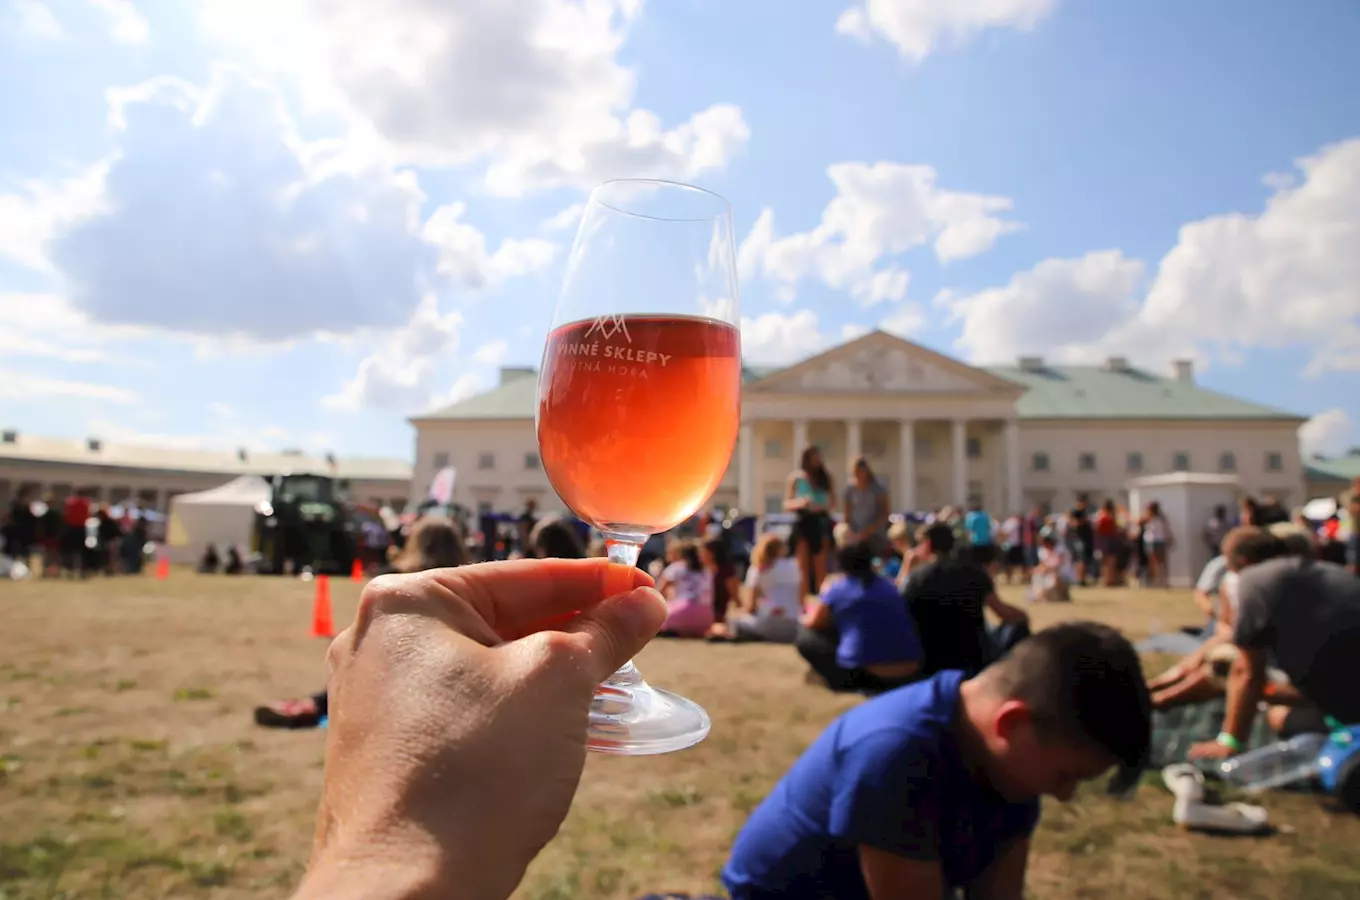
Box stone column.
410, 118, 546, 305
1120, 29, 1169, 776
845, 418, 862, 464
898, 420, 916, 511
952, 419, 968, 506
738, 422, 757, 515
1004, 418, 1023, 513
792, 419, 809, 455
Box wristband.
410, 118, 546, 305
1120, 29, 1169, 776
1215, 732, 1243, 753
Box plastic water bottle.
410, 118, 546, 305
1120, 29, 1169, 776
1219, 732, 1329, 794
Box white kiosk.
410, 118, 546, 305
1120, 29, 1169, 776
1126, 472, 1241, 588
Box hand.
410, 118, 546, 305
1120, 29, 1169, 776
1188, 739, 1237, 761
293, 559, 666, 900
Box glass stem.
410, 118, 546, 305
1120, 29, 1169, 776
601, 536, 644, 685
604, 538, 641, 568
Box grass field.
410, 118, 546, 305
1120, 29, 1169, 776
3, 572, 1360, 900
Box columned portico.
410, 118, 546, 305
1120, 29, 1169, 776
897, 420, 916, 511
951, 419, 968, 506
1004, 418, 1023, 513
738, 415, 1023, 515
732, 328, 1031, 516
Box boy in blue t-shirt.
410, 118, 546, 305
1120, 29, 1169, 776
723, 623, 1150, 900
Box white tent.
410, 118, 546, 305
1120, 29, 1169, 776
165, 475, 270, 564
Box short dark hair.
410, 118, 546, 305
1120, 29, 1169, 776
980, 622, 1150, 770
923, 523, 955, 556
837, 539, 877, 586
1221, 526, 1287, 572
530, 518, 586, 560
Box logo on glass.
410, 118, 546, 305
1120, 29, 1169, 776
582, 313, 632, 343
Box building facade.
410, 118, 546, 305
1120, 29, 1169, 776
410, 331, 1308, 519
0, 433, 412, 514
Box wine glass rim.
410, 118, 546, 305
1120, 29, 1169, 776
591, 178, 731, 223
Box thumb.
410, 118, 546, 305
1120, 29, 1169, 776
559, 586, 667, 685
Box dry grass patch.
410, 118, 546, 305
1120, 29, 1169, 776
1, 575, 1357, 898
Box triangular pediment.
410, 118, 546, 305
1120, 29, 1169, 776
749, 330, 1024, 396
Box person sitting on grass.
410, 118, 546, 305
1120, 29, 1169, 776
1189, 524, 1360, 766
655, 539, 715, 638
707, 533, 802, 644
795, 539, 922, 694
902, 523, 1030, 679
253, 515, 468, 729
1145, 526, 1306, 713
1029, 532, 1073, 603
722, 623, 1151, 900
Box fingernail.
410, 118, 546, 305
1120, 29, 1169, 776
617, 586, 666, 631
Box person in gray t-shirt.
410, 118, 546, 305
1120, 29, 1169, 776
843, 456, 890, 549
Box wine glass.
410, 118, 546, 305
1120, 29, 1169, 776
536, 179, 741, 755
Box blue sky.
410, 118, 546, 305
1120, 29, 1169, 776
1, 0, 1357, 461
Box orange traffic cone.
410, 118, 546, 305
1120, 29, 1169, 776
155, 557, 170, 580
350, 558, 364, 582
311, 575, 335, 639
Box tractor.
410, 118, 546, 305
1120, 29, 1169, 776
252, 473, 358, 575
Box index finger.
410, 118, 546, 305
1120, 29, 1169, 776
423, 558, 654, 637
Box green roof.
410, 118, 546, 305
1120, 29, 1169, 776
415, 361, 1302, 423
1305, 455, 1360, 483
984, 365, 1301, 421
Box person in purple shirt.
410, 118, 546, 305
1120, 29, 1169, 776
795, 539, 923, 693
725, 623, 1151, 900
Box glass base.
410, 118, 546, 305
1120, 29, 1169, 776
586, 533, 711, 756
587, 659, 712, 755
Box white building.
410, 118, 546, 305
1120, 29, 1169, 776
0, 432, 412, 513
410, 330, 1308, 518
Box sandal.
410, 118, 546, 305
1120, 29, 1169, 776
253, 697, 322, 729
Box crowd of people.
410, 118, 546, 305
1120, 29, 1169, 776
1, 487, 153, 577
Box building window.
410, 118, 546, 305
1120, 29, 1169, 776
915, 437, 934, 459
1126, 452, 1144, 473
966, 437, 982, 459
1172, 452, 1190, 472
432, 451, 450, 470
763, 494, 783, 515
1219, 452, 1237, 473
763, 438, 783, 459
524, 452, 540, 470
1031, 452, 1050, 472
1265, 451, 1284, 472
1078, 452, 1097, 472
477, 452, 495, 470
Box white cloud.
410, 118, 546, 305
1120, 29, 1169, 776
0, 370, 138, 404
836, 0, 1058, 62
0, 292, 137, 364
1107, 137, 1360, 375
12, 0, 64, 39
942, 250, 1145, 363
738, 161, 1020, 304
1299, 409, 1354, 460
0, 167, 107, 273
422, 203, 558, 288
323, 295, 465, 412
940, 137, 1360, 373
0, 68, 553, 345
880, 299, 928, 338
88, 0, 149, 42
471, 340, 510, 366
741, 309, 838, 365
541, 202, 585, 232
444, 373, 487, 407
198, 0, 750, 196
